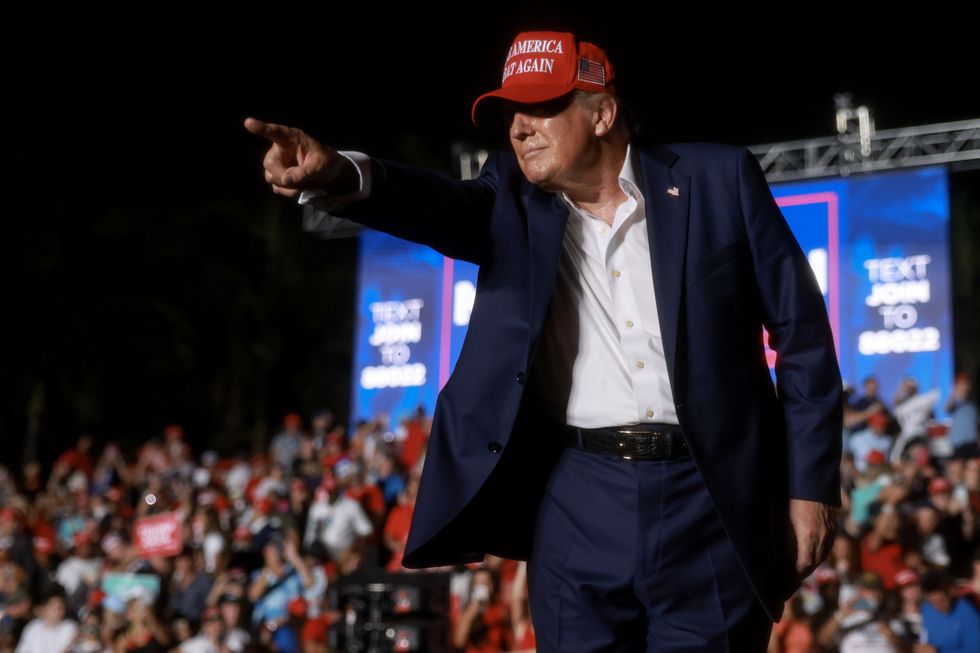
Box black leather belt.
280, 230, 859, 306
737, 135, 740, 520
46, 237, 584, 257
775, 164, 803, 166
559, 422, 689, 460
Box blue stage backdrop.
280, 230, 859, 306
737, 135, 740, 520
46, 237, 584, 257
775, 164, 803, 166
350, 165, 953, 424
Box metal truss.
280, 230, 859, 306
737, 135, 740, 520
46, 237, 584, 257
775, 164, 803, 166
748, 117, 980, 183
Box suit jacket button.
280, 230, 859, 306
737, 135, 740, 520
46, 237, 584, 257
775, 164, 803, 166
488, 442, 503, 454
515, 371, 527, 385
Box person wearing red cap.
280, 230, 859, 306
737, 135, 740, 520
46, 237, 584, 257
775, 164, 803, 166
271, 412, 304, 472
246, 28, 843, 651
849, 410, 895, 474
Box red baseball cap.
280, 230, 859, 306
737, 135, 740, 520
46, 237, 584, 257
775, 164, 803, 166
929, 477, 952, 495
287, 596, 308, 618
471, 31, 616, 126
866, 450, 886, 466
32, 535, 54, 555
867, 411, 888, 429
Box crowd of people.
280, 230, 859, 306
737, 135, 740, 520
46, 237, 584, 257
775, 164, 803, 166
772, 371, 980, 653
0, 372, 976, 652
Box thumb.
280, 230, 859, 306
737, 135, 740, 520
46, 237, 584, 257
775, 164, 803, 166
282, 146, 344, 190
280, 163, 313, 188
281, 167, 299, 187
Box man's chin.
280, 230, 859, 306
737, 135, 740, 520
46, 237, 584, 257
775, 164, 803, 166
520, 170, 558, 192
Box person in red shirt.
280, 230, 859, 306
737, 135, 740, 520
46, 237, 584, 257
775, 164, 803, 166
54, 434, 96, 479
340, 462, 385, 524
860, 501, 909, 590
452, 566, 513, 653
770, 593, 814, 653
397, 407, 429, 474
509, 561, 536, 652
382, 475, 418, 572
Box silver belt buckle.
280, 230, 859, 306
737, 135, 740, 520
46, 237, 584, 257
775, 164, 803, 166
614, 428, 660, 460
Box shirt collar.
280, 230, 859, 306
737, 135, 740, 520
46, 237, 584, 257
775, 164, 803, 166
619, 142, 639, 197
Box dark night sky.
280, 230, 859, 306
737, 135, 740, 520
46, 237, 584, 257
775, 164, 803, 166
8, 13, 977, 204
4, 11, 978, 459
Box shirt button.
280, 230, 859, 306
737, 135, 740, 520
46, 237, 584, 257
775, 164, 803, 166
598, 226, 607, 234
636, 360, 645, 369
515, 371, 527, 385
488, 442, 503, 454
612, 270, 621, 278
625, 320, 634, 328
646, 408, 655, 417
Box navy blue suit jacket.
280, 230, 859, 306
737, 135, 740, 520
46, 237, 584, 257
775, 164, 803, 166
330, 141, 843, 622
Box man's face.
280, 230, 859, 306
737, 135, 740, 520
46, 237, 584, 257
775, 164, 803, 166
925, 589, 952, 613
874, 509, 900, 539
900, 583, 921, 602
42, 596, 65, 625
955, 377, 972, 397
221, 600, 241, 625
505, 93, 600, 193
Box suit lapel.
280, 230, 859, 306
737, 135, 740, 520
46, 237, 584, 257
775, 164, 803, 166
524, 182, 569, 342
637, 144, 690, 395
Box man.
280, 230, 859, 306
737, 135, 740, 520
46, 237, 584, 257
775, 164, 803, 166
847, 375, 892, 433
946, 372, 979, 459
303, 475, 373, 573
14, 591, 77, 653
816, 572, 902, 653
892, 376, 942, 463
849, 411, 894, 474
918, 569, 980, 653
245, 29, 842, 651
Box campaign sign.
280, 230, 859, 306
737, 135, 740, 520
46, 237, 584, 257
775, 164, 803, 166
134, 512, 183, 558
771, 165, 953, 416
102, 573, 161, 603
351, 231, 444, 424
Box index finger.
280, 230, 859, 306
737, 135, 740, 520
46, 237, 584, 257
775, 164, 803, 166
243, 117, 301, 147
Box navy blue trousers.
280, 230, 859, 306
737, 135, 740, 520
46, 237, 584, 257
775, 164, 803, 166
526, 431, 774, 652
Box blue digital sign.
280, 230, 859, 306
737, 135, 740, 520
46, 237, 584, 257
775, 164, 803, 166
350, 231, 479, 424
771, 165, 953, 419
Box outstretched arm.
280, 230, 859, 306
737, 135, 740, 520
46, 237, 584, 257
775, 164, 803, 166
245, 117, 497, 265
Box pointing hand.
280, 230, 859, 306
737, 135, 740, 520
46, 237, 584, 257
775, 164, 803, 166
244, 117, 357, 199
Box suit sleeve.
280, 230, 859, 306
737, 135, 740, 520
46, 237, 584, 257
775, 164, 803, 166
736, 147, 843, 506
322, 152, 501, 266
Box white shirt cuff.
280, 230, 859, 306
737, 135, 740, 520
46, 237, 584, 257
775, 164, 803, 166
297, 150, 372, 210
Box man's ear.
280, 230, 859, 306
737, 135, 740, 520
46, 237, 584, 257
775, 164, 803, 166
594, 94, 619, 138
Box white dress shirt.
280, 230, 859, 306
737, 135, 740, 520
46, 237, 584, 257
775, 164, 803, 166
530, 144, 678, 428
297, 144, 678, 429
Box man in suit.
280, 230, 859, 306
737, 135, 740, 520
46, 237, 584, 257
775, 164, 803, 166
245, 29, 843, 652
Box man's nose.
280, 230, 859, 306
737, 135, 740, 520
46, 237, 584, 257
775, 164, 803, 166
509, 112, 534, 140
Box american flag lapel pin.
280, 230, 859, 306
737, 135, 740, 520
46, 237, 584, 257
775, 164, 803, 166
666, 186, 680, 197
